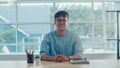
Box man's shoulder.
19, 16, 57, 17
67, 30, 80, 38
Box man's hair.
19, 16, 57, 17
54, 11, 69, 20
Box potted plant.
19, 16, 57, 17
35, 55, 39, 59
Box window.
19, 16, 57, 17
0, 1, 116, 54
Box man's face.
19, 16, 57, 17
55, 16, 69, 31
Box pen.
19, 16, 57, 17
32, 50, 34, 54
25, 49, 29, 54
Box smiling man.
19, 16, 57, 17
40, 11, 83, 62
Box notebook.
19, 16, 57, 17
70, 57, 90, 64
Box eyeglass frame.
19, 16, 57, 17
55, 18, 69, 24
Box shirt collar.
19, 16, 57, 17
55, 30, 68, 38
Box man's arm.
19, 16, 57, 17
41, 55, 54, 61
73, 34, 83, 58
40, 34, 50, 60
60, 55, 80, 61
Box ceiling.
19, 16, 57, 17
17, 0, 120, 2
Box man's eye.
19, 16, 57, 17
57, 19, 66, 21
63, 19, 66, 21
57, 19, 61, 21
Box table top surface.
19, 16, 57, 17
0, 60, 120, 68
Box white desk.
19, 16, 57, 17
0, 60, 120, 68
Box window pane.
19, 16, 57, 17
68, 23, 92, 36
0, 0, 15, 2
56, 2, 92, 22
24, 45, 40, 54
17, 45, 24, 53
104, 2, 115, 21
68, 23, 92, 53
93, 23, 105, 53
18, 3, 52, 23
106, 23, 116, 39
105, 12, 116, 22
18, 24, 51, 38
17, 24, 52, 53
0, 24, 16, 44
94, 23, 104, 43
0, 4, 16, 24
106, 41, 116, 52
94, 2, 103, 21
93, 44, 105, 53
0, 44, 16, 53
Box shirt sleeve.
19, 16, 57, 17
39, 34, 50, 59
73, 35, 83, 57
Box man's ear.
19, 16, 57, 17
67, 21, 69, 25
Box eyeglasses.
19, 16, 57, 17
56, 18, 68, 23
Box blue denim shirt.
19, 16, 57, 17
40, 30, 83, 58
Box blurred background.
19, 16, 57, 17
0, 0, 120, 60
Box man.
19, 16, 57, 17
40, 11, 83, 62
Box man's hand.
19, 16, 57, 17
52, 54, 70, 62
52, 54, 64, 62
42, 54, 81, 62
42, 54, 71, 62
